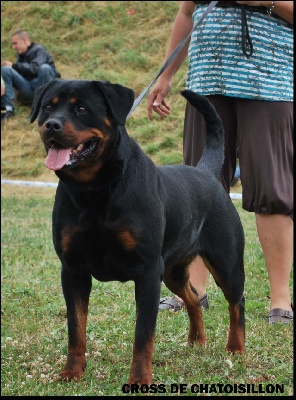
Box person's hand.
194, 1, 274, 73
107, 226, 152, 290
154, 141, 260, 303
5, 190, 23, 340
147, 80, 172, 121
2, 60, 13, 67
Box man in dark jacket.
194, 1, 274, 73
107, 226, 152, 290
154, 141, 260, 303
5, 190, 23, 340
1, 30, 61, 122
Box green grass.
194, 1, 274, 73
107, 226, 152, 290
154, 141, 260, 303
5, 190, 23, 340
1, 187, 293, 396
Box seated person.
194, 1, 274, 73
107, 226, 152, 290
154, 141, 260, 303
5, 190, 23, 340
1, 30, 61, 122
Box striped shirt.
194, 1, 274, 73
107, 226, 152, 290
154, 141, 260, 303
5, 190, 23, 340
186, 5, 293, 101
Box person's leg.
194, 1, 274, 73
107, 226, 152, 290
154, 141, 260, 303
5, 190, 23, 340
256, 214, 293, 311
30, 64, 57, 91
188, 256, 209, 297
1, 65, 32, 110
238, 99, 293, 318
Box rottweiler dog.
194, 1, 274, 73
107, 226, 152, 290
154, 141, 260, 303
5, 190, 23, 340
31, 79, 245, 385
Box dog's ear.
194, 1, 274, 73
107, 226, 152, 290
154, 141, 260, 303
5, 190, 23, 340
93, 81, 135, 126
30, 80, 58, 122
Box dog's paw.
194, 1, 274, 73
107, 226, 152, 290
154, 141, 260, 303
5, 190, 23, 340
226, 343, 246, 354
58, 369, 84, 382
128, 374, 152, 385
226, 332, 245, 354
58, 359, 86, 383
187, 337, 207, 346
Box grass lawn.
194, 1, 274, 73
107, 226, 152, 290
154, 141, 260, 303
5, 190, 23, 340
1, 185, 293, 396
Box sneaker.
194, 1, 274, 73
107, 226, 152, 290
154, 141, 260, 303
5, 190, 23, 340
159, 293, 209, 312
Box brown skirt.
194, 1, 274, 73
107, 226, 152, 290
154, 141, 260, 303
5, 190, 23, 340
183, 95, 293, 218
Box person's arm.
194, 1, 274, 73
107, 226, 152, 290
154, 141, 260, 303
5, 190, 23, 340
1, 77, 5, 96
236, 1, 293, 25
2, 61, 13, 67
12, 45, 50, 79
147, 1, 195, 120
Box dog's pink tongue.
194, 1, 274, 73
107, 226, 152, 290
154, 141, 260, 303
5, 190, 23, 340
46, 144, 71, 170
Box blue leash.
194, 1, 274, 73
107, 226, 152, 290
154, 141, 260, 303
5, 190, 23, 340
127, 0, 218, 119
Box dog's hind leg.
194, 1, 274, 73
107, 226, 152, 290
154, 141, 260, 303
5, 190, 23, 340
226, 296, 245, 354
163, 263, 207, 346
181, 283, 207, 346
202, 256, 246, 354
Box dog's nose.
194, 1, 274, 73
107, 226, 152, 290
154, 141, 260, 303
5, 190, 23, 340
45, 118, 62, 132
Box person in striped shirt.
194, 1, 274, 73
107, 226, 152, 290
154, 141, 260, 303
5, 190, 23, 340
148, 1, 293, 323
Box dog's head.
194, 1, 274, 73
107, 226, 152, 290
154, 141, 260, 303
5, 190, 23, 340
31, 79, 134, 174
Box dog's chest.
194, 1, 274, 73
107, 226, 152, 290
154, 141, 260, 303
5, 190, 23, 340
56, 212, 142, 281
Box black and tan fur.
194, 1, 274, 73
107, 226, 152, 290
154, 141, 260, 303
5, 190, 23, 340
31, 79, 245, 384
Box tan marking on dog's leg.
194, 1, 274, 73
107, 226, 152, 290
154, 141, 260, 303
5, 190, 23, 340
163, 264, 206, 346
180, 283, 206, 345
59, 299, 88, 382
128, 334, 154, 385
226, 303, 245, 354
201, 257, 245, 353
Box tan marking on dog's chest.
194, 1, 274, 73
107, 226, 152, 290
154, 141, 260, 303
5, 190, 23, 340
103, 117, 112, 127
117, 230, 136, 251
62, 225, 84, 252
64, 162, 103, 182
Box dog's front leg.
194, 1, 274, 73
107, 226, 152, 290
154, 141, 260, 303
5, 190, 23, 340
129, 270, 162, 385
59, 267, 92, 382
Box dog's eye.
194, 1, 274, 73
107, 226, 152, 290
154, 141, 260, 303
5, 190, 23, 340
44, 105, 52, 113
77, 106, 87, 115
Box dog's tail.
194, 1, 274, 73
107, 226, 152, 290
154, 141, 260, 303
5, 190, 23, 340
181, 90, 224, 178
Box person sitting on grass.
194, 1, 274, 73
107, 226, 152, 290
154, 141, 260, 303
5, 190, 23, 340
1, 30, 60, 123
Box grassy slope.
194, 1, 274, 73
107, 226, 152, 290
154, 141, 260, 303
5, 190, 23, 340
1, 1, 188, 180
